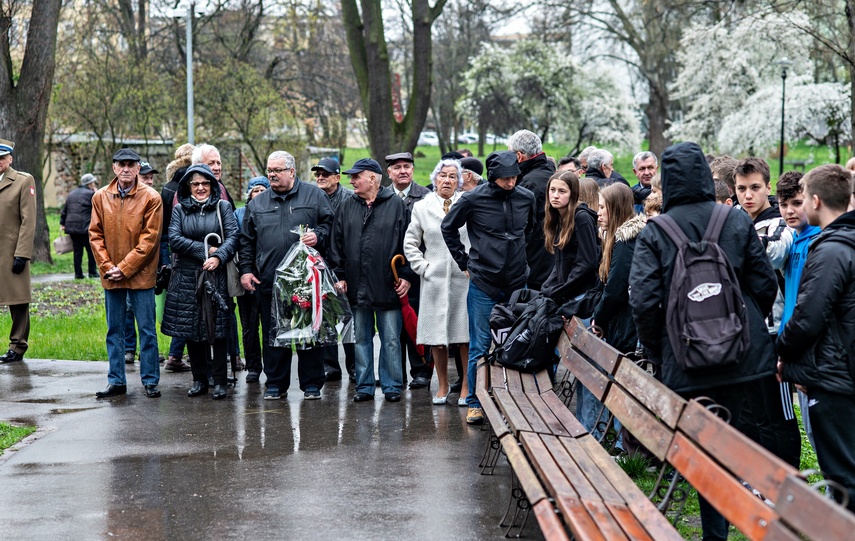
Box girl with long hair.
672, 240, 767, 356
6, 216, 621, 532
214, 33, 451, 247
593, 183, 646, 353
540, 171, 600, 303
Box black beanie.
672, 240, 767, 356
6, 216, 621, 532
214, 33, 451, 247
460, 157, 484, 177
486, 151, 521, 183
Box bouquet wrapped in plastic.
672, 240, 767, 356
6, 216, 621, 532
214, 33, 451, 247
272, 227, 354, 349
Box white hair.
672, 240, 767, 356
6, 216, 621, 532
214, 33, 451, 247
633, 151, 658, 169
192, 144, 220, 165
429, 159, 464, 189
267, 150, 296, 170
578, 146, 597, 162
507, 130, 542, 158
587, 149, 614, 173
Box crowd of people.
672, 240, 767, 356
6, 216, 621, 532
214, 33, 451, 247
3, 129, 855, 537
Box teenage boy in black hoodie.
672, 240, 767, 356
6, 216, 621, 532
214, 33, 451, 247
777, 164, 855, 511
733, 157, 800, 468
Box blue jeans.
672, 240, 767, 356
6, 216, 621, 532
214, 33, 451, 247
466, 282, 508, 408
124, 296, 136, 353
105, 288, 159, 386
353, 307, 402, 395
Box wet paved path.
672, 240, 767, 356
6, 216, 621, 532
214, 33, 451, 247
0, 359, 529, 540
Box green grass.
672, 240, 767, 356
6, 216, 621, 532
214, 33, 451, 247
0, 422, 36, 454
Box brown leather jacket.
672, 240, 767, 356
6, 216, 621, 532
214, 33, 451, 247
89, 177, 163, 290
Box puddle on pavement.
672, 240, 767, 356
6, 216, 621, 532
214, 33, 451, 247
50, 407, 98, 415
16, 398, 60, 404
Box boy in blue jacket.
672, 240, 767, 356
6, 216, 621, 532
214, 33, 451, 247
777, 172, 821, 450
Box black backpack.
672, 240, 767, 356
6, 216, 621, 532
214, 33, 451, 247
489, 288, 539, 346
491, 295, 564, 373
651, 205, 750, 373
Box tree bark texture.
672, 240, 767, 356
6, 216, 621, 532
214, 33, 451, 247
0, 0, 63, 263
341, 0, 445, 182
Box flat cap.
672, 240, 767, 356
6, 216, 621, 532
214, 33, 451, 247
385, 152, 414, 166
460, 157, 483, 177
112, 148, 141, 162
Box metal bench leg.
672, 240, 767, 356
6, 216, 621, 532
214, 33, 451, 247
500, 471, 523, 528
649, 463, 688, 522
480, 431, 503, 475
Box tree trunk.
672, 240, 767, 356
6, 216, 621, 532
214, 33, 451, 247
645, 79, 671, 157
341, 0, 446, 184
0, 0, 63, 263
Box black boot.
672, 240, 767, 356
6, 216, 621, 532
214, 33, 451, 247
187, 381, 208, 397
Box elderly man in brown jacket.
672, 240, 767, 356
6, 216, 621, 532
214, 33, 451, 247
0, 138, 36, 364
89, 148, 164, 398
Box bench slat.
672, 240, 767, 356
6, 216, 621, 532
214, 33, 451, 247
477, 387, 511, 439
499, 435, 548, 505
605, 503, 655, 541
613, 359, 686, 429
535, 370, 553, 394
677, 400, 797, 502
536, 434, 603, 502
490, 363, 505, 391
509, 389, 552, 434
554, 495, 607, 541
604, 385, 674, 461
541, 391, 588, 437
526, 393, 572, 437
580, 500, 630, 541
775, 474, 855, 541
532, 499, 571, 541
557, 334, 609, 401
493, 388, 533, 436
576, 436, 684, 541
506, 368, 523, 393
568, 318, 622, 374
762, 520, 803, 541
558, 436, 624, 504
667, 432, 777, 540
521, 372, 540, 394
519, 432, 581, 501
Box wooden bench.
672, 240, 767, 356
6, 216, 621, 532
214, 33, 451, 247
556, 316, 855, 541
476, 352, 683, 539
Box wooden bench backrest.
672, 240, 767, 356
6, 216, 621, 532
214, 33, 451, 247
774, 474, 855, 540
567, 317, 622, 374
557, 333, 609, 401
677, 400, 797, 502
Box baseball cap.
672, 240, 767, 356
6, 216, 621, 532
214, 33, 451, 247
311, 158, 340, 175
343, 158, 383, 175
139, 162, 159, 175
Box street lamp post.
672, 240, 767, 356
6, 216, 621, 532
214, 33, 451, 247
777, 57, 793, 177
186, 2, 194, 145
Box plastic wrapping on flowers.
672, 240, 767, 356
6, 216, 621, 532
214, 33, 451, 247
272, 228, 354, 349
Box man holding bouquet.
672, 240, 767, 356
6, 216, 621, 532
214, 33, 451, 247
239, 151, 334, 400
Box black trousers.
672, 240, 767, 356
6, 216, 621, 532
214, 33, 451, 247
258, 292, 325, 391
738, 374, 802, 468
681, 383, 748, 541
323, 342, 355, 376
237, 293, 262, 372
187, 338, 228, 386
69, 232, 96, 278
808, 388, 855, 511
7, 303, 29, 354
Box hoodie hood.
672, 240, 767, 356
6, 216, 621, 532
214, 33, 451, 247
660, 142, 715, 212
576, 203, 598, 223
615, 212, 647, 243
177, 164, 221, 205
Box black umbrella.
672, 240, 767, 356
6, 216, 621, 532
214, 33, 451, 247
196, 233, 230, 344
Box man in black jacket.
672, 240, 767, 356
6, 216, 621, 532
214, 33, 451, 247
629, 142, 778, 541
61, 173, 99, 279
239, 150, 334, 401
442, 150, 536, 425
387, 152, 433, 389
329, 158, 413, 403
508, 130, 555, 290
777, 164, 855, 511
585, 148, 631, 189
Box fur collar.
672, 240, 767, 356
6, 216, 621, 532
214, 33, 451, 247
615, 213, 647, 243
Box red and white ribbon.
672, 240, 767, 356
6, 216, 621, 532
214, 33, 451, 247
306, 254, 325, 332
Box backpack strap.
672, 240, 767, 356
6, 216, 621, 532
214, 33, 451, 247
650, 214, 690, 248
703, 204, 730, 244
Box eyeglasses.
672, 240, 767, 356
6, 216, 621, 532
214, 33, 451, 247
190, 181, 211, 188
267, 167, 291, 175
314, 171, 333, 178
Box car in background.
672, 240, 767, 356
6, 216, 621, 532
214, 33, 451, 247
484, 133, 508, 145
457, 132, 479, 145
418, 131, 440, 146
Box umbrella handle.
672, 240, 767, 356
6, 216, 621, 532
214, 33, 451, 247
204, 232, 222, 260
391, 254, 405, 286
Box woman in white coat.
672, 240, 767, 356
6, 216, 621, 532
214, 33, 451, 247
404, 159, 470, 406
